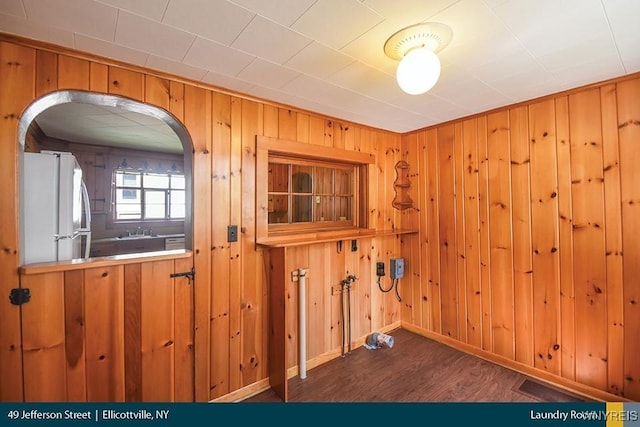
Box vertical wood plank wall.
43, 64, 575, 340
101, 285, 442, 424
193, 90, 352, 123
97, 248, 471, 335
0, 38, 402, 402
402, 76, 640, 401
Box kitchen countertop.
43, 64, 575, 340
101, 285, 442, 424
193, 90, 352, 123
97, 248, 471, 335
93, 233, 185, 244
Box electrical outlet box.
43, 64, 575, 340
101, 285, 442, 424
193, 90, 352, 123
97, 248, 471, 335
227, 225, 238, 242
390, 258, 405, 279
376, 261, 385, 277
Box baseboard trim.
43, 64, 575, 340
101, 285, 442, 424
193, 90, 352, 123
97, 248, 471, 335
401, 323, 630, 403
209, 379, 271, 403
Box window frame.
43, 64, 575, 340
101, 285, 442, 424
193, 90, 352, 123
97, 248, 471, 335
256, 135, 375, 244
112, 169, 186, 223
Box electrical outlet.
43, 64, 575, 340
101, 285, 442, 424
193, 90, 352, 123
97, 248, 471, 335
390, 258, 405, 279
376, 261, 385, 277
227, 225, 238, 242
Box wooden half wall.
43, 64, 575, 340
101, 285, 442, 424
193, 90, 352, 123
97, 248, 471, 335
401, 76, 640, 401
0, 37, 403, 402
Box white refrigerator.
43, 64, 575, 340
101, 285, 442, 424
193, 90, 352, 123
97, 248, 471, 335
21, 150, 92, 264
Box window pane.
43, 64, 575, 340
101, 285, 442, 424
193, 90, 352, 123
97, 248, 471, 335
291, 165, 312, 193
269, 163, 289, 192
268, 194, 289, 224
171, 175, 185, 189
169, 190, 185, 219
116, 171, 141, 187
314, 195, 334, 222
335, 169, 353, 195
144, 190, 166, 219
315, 167, 333, 194
144, 173, 169, 189
292, 195, 312, 223
335, 196, 352, 221
115, 189, 141, 219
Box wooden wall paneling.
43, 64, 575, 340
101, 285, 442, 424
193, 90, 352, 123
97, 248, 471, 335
476, 117, 492, 352
486, 111, 514, 359
263, 105, 278, 138
284, 246, 303, 367
425, 128, 441, 333
599, 83, 624, 397
568, 89, 607, 391
333, 122, 345, 150
124, 264, 142, 402
417, 131, 431, 331
84, 265, 125, 401
58, 55, 89, 90
0, 41, 35, 402
323, 119, 334, 147
89, 62, 108, 93
268, 247, 287, 400
240, 99, 264, 385
437, 124, 458, 339
384, 135, 400, 325
357, 237, 372, 339
454, 123, 467, 342
35, 50, 57, 97
140, 260, 175, 401
184, 85, 212, 401
64, 270, 86, 401
21, 273, 67, 401
407, 132, 422, 327
462, 119, 482, 348
278, 108, 297, 141
228, 96, 242, 391
529, 100, 561, 374
210, 92, 232, 398
554, 96, 575, 380
331, 243, 347, 349
108, 66, 144, 101
617, 77, 640, 400
399, 133, 416, 324
344, 123, 354, 151
173, 257, 195, 401
296, 112, 310, 143
144, 75, 171, 111
307, 244, 326, 360
509, 106, 533, 366
308, 116, 325, 146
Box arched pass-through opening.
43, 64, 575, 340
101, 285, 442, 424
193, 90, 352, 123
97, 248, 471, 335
18, 90, 193, 264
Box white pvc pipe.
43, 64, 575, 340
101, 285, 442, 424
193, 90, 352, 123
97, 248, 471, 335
298, 268, 307, 379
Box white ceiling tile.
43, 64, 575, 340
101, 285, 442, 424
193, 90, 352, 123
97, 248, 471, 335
340, 20, 400, 74
535, 37, 620, 73
236, 58, 301, 89
0, 0, 25, 18
471, 50, 543, 84
292, 0, 384, 49
327, 61, 400, 100
285, 42, 355, 79
0, 12, 74, 48
23, 0, 117, 42
229, 0, 316, 27
97, 0, 169, 21
363, 0, 458, 27
231, 15, 312, 64
74, 34, 149, 67
201, 70, 255, 93
145, 54, 208, 81
183, 37, 255, 76
163, 0, 254, 46
115, 10, 196, 61
492, 0, 610, 57
549, 52, 625, 87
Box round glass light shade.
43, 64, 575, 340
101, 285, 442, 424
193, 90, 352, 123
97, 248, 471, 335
396, 48, 441, 95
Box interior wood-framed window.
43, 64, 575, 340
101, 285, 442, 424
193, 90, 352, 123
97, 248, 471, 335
256, 136, 375, 243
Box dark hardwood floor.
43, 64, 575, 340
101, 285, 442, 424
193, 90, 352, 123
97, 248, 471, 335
244, 328, 586, 403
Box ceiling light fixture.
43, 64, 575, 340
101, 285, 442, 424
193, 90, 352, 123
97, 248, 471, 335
384, 22, 452, 95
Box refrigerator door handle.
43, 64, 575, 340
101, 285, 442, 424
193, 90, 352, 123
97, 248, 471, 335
81, 180, 92, 259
